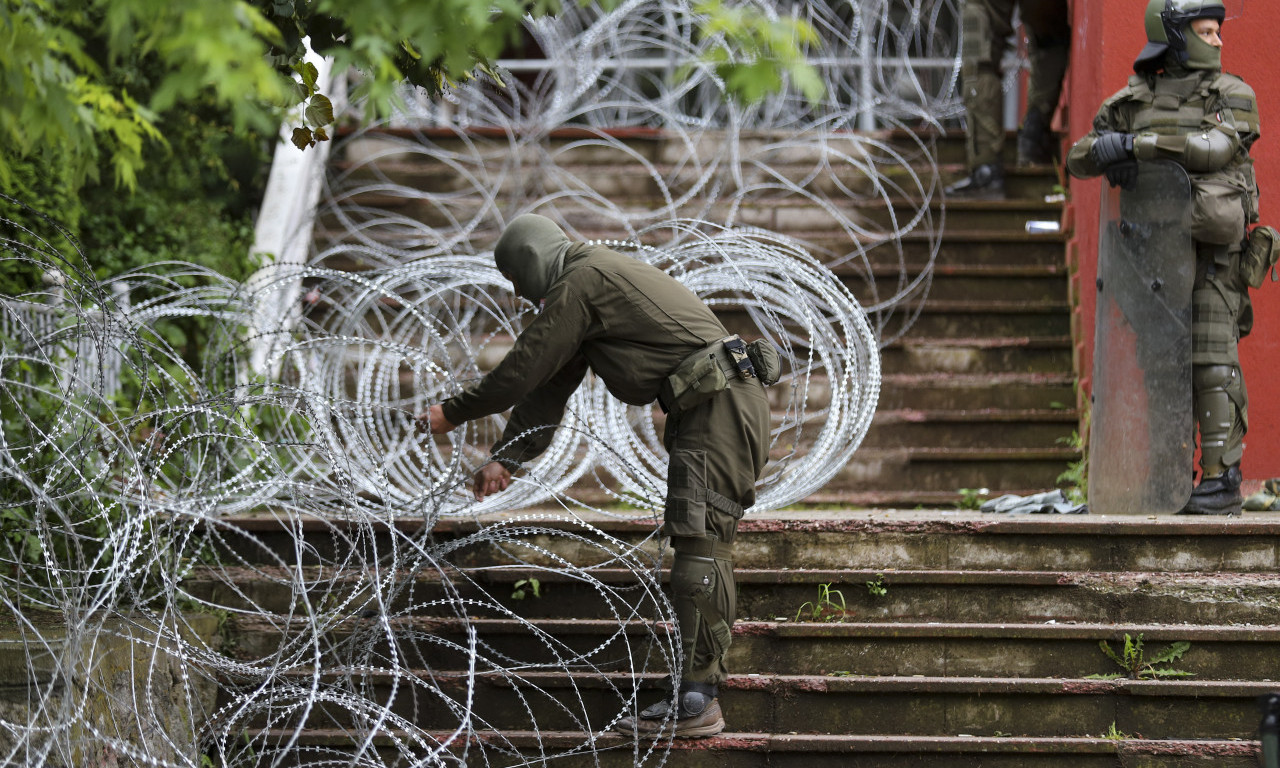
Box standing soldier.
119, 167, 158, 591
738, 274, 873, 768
947, 0, 1072, 198
420, 214, 774, 737
1067, 0, 1259, 515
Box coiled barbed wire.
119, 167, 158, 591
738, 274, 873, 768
1, 204, 684, 767
324, 0, 980, 345
0, 0, 1021, 764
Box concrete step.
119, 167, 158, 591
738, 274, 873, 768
213, 512, 1280, 574
316, 192, 1062, 241
224, 614, 1280, 683
243, 728, 1259, 768
878, 372, 1076, 411
233, 669, 1273, 740
879, 334, 1072, 375
189, 567, 1280, 627
835, 446, 1077, 496
865, 409, 1079, 450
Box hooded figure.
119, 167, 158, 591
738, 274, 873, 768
493, 214, 572, 303
420, 215, 772, 736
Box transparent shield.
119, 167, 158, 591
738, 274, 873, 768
1087, 161, 1195, 515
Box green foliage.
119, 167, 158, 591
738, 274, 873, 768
2, 0, 822, 189
1086, 633, 1195, 680
1102, 722, 1132, 740
795, 582, 847, 623
866, 573, 888, 598
1056, 407, 1090, 505
1, 0, 285, 189
688, 0, 825, 105
957, 487, 989, 510
511, 577, 542, 600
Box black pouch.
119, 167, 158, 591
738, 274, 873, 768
745, 339, 782, 386
662, 449, 708, 538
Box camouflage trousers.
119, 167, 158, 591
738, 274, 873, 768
960, 0, 1070, 167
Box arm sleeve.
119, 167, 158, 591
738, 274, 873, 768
1066, 110, 1121, 180
440, 281, 592, 427
489, 354, 589, 466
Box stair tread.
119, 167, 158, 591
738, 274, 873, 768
190, 564, 1280, 587
266, 667, 1280, 695
232, 614, 1280, 640
261, 727, 1257, 754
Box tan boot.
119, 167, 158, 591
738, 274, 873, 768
615, 691, 725, 739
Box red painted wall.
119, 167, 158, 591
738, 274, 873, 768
1065, 0, 1280, 481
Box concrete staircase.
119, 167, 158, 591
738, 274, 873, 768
191, 127, 1280, 767
315, 126, 1079, 510
201, 510, 1279, 766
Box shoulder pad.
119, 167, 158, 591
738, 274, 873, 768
1102, 76, 1153, 108
1210, 71, 1259, 130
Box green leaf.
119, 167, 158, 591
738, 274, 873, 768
1147, 640, 1191, 666
290, 126, 314, 149
305, 93, 334, 129
292, 61, 320, 93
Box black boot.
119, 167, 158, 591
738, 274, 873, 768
1017, 107, 1056, 166
944, 163, 1005, 199
1179, 465, 1243, 516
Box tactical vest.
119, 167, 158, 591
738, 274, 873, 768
1117, 70, 1260, 230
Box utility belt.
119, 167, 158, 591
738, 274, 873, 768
657, 335, 780, 416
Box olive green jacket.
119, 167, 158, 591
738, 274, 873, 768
441, 244, 728, 464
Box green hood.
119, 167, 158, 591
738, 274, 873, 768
494, 214, 573, 302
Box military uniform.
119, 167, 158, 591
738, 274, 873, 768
440, 215, 770, 734
1066, 0, 1260, 514
962, 0, 1070, 164
948, 0, 1070, 197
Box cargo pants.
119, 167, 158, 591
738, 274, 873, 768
661, 374, 770, 687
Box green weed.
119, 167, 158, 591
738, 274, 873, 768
795, 582, 847, 622
511, 578, 542, 601
1086, 633, 1194, 680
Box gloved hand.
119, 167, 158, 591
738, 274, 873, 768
1090, 132, 1135, 168
1103, 160, 1139, 191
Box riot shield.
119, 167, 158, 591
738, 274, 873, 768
1087, 161, 1195, 515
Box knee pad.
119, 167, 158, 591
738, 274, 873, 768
1193, 364, 1238, 475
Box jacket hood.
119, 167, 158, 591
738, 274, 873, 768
494, 214, 573, 302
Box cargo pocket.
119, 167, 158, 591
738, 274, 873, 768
663, 449, 708, 538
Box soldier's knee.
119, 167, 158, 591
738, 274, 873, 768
1193, 364, 1236, 394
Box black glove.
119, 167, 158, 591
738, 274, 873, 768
1103, 160, 1139, 191
1090, 132, 1135, 168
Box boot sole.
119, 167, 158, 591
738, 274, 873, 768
673, 718, 726, 739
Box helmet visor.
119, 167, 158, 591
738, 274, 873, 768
1168, 0, 1240, 21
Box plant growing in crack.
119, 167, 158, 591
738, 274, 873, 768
795, 582, 847, 622
511, 577, 542, 601
866, 573, 888, 598
1086, 633, 1194, 680
957, 487, 989, 510
1102, 721, 1132, 740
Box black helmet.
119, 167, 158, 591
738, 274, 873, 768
1134, 0, 1227, 72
